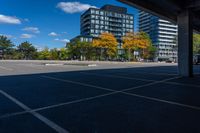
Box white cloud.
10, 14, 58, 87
61, 39, 70, 42
48, 32, 59, 36
22, 27, 40, 33
20, 34, 34, 39
0, 14, 21, 24
54, 38, 69, 43
57, 2, 96, 13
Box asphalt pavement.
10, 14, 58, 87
0, 60, 200, 133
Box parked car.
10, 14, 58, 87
193, 54, 200, 65
165, 58, 174, 63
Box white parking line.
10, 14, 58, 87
42, 75, 180, 93
0, 66, 13, 71
121, 91, 200, 111
79, 72, 155, 82
0, 90, 69, 133
41, 76, 115, 92
41, 76, 200, 111
1, 75, 200, 120
0, 92, 117, 119
107, 70, 178, 76
0, 75, 179, 119
80, 72, 200, 88
135, 72, 178, 76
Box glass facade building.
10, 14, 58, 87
139, 11, 178, 61
80, 5, 134, 49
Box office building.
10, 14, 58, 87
71, 5, 134, 51
139, 11, 178, 61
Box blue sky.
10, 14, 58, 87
0, 0, 138, 49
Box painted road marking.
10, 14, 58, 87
2, 75, 200, 121
0, 90, 69, 133
41, 76, 200, 111
80, 72, 200, 88
42, 75, 180, 93
42, 76, 114, 92
0, 92, 117, 119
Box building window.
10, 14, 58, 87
91, 9, 95, 14
95, 16, 99, 19
95, 30, 99, 33
100, 11, 104, 15
91, 29, 94, 33
91, 20, 95, 23
95, 20, 99, 24
96, 10, 99, 14
95, 25, 99, 28
114, 13, 118, 17
100, 26, 104, 29
126, 15, 130, 19
100, 30, 104, 33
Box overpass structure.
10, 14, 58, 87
119, 0, 200, 77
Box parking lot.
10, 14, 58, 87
0, 60, 200, 133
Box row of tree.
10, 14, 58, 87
0, 36, 68, 60
1, 32, 200, 61
67, 32, 157, 61
0, 32, 159, 61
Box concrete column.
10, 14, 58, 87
177, 10, 193, 77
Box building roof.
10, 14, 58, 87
118, 0, 200, 32
81, 5, 134, 17
101, 5, 127, 14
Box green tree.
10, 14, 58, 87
58, 48, 68, 60
50, 48, 59, 60
67, 39, 94, 60
0, 35, 14, 59
193, 33, 200, 54
142, 45, 157, 60
17, 41, 37, 59
12, 49, 24, 60
38, 47, 51, 60
67, 40, 81, 60
77, 41, 94, 60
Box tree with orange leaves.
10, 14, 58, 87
92, 32, 118, 60
122, 31, 152, 61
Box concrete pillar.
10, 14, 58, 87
177, 10, 193, 77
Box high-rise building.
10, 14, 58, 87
71, 5, 134, 50
139, 11, 178, 61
